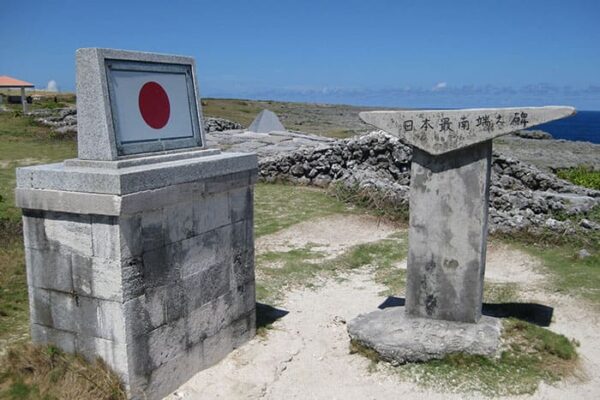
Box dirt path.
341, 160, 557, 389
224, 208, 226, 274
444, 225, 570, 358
166, 215, 600, 400
256, 214, 398, 257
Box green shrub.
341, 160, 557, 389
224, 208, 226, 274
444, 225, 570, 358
556, 166, 600, 190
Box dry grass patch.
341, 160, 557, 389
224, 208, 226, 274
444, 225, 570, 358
0, 343, 126, 400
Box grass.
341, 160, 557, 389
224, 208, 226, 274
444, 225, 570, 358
202, 98, 372, 137
329, 181, 410, 223
353, 318, 579, 396
0, 113, 75, 345
556, 166, 600, 190
255, 235, 408, 304
495, 205, 600, 307
0, 233, 28, 346
520, 242, 600, 305
254, 183, 354, 237
483, 282, 519, 304
0, 343, 125, 400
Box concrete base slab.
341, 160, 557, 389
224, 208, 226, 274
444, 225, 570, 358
347, 306, 503, 364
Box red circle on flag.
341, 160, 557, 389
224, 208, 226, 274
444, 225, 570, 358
138, 81, 170, 129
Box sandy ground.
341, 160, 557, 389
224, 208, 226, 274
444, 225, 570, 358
166, 215, 600, 400
256, 214, 398, 257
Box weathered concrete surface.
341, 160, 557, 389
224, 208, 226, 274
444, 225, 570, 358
347, 306, 502, 364
18, 153, 258, 400
247, 109, 285, 133
359, 106, 575, 155
406, 141, 492, 323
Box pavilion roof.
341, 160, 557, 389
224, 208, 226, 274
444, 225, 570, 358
0, 76, 34, 88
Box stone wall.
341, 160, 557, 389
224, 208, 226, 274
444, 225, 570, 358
30, 108, 242, 135
22, 169, 256, 400
259, 131, 599, 233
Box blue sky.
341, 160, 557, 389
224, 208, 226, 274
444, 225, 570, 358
1, 0, 599, 109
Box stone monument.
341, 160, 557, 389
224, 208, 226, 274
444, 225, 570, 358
247, 109, 286, 133
348, 106, 574, 362
15, 48, 257, 399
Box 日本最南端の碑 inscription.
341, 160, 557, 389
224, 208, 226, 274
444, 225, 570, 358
359, 106, 575, 155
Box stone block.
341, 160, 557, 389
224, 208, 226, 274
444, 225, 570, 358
121, 257, 145, 301
231, 282, 256, 318
124, 284, 186, 338
91, 215, 120, 259
120, 180, 205, 215
48, 291, 79, 333
141, 209, 164, 252
22, 210, 47, 250
16, 188, 121, 216
28, 286, 52, 327
183, 261, 231, 312
77, 335, 129, 378
231, 310, 256, 348
119, 215, 142, 259
231, 221, 255, 289
203, 170, 253, 195
142, 245, 180, 289
229, 186, 252, 223
202, 324, 234, 368
30, 323, 76, 353
48, 292, 128, 341
141, 341, 204, 400
177, 225, 232, 278
77, 296, 126, 341
193, 192, 231, 235
141, 319, 187, 372
186, 292, 233, 345
44, 212, 93, 256
26, 247, 73, 292
72, 256, 122, 301
165, 201, 195, 243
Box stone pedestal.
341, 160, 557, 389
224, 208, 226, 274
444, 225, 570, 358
348, 306, 502, 363
406, 141, 492, 323
16, 150, 257, 400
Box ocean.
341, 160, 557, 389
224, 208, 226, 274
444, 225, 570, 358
530, 110, 600, 144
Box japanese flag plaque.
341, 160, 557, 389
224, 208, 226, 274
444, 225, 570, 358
106, 61, 202, 153
76, 48, 206, 160
16, 48, 257, 400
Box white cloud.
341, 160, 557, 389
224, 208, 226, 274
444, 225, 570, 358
432, 82, 447, 91
46, 80, 59, 92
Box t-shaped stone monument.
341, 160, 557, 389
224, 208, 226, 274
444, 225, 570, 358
16, 48, 257, 399
348, 106, 574, 362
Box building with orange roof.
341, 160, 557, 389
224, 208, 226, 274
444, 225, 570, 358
0, 75, 34, 112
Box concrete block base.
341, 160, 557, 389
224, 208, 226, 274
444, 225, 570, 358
17, 151, 258, 400
347, 307, 502, 364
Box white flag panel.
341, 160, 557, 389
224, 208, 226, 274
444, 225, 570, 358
110, 70, 194, 144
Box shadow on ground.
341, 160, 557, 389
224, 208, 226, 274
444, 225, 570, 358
378, 296, 554, 327
256, 302, 289, 330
